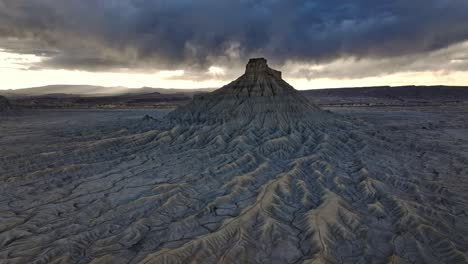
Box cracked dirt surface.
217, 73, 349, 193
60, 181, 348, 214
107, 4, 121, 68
1, 105, 468, 264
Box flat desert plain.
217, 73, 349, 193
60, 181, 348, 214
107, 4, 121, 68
1, 103, 467, 263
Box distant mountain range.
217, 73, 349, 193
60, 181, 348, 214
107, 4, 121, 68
0, 85, 215, 98
1, 85, 468, 106
302, 85, 468, 100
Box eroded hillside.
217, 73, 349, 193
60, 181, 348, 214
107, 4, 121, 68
1, 59, 467, 264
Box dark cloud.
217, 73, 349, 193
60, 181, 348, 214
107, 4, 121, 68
1, 0, 468, 73
286, 41, 468, 80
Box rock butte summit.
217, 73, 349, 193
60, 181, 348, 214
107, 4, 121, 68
245, 58, 282, 79
168, 58, 322, 123
217, 57, 297, 97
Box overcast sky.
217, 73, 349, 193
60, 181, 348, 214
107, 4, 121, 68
1, 0, 468, 90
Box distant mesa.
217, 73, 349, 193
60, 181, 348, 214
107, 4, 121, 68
0, 85, 215, 98
168, 58, 323, 124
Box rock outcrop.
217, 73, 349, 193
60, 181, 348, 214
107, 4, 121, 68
168, 58, 322, 125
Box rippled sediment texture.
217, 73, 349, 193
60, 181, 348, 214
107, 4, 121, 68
1, 106, 468, 264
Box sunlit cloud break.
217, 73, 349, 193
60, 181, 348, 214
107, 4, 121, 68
0, 0, 468, 89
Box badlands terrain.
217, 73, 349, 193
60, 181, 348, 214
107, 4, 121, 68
1, 59, 468, 263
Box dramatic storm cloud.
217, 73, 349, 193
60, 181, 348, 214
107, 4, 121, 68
1, 0, 468, 89
1, 0, 468, 69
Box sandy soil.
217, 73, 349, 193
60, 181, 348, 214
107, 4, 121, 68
1, 104, 467, 264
